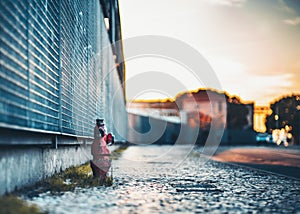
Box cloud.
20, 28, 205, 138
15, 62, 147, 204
278, 0, 295, 14
284, 17, 300, 25
205, 0, 246, 7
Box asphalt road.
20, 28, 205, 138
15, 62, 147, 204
212, 146, 300, 179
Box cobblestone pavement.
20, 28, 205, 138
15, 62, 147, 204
24, 145, 300, 213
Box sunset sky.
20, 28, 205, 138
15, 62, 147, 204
119, 0, 300, 106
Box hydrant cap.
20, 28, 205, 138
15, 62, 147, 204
96, 118, 104, 126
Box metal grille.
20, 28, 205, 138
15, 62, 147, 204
0, 1, 30, 128
28, 0, 60, 131
0, 0, 127, 142
60, 0, 89, 135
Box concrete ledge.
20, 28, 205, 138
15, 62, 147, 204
0, 144, 92, 195
0, 127, 93, 146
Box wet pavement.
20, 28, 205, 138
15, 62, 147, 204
23, 145, 300, 213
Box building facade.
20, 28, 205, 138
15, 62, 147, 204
0, 0, 127, 194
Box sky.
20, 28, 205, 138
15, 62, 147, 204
119, 0, 300, 106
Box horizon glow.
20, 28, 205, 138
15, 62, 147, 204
119, 0, 300, 106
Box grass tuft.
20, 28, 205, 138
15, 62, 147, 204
24, 144, 129, 196
27, 162, 113, 196
0, 195, 47, 214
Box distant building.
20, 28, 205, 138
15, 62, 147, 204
127, 99, 180, 123
266, 94, 300, 145
129, 89, 256, 145
254, 106, 272, 133
176, 90, 226, 130
127, 100, 181, 144
176, 89, 255, 145
128, 99, 178, 111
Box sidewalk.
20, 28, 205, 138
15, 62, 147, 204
23, 145, 300, 213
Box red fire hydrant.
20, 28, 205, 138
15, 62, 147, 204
91, 119, 114, 180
